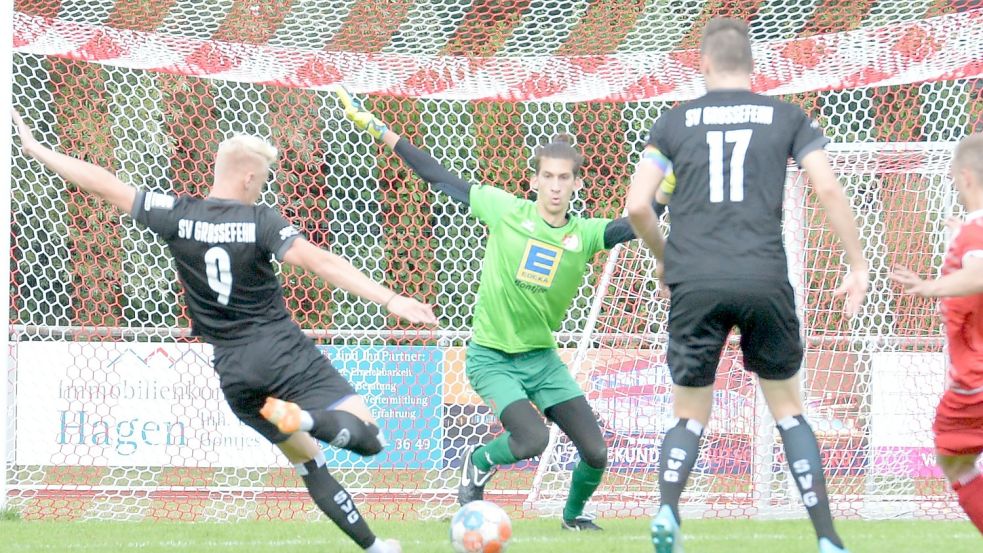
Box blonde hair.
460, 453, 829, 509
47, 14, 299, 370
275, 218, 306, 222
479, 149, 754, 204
954, 133, 983, 181
217, 134, 278, 169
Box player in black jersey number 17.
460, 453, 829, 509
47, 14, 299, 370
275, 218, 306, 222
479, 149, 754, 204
625, 17, 868, 553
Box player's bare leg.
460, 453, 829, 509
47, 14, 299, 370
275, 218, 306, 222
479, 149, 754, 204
262, 395, 386, 455
277, 433, 401, 553
759, 376, 848, 552
938, 453, 983, 534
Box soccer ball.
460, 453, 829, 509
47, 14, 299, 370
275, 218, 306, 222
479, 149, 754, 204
450, 500, 512, 553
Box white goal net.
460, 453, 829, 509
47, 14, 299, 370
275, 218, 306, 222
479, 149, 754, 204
5, 1, 982, 522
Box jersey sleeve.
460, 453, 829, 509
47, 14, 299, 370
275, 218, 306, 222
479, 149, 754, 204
645, 114, 674, 160
789, 107, 830, 166
469, 185, 525, 226
131, 190, 181, 240
584, 217, 613, 254
394, 138, 474, 205
256, 207, 305, 261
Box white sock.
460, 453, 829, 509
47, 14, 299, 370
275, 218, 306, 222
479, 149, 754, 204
364, 538, 396, 553
299, 410, 314, 432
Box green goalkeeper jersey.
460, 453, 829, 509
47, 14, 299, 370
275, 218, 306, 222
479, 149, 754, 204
469, 185, 611, 353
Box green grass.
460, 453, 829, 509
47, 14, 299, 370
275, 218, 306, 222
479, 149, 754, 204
1, 506, 22, 522
2, 519, 978, 553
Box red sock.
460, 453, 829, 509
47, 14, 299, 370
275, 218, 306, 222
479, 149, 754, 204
953, 471, 983, 535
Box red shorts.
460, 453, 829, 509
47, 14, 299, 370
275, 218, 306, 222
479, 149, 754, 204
933, 389, 983, 456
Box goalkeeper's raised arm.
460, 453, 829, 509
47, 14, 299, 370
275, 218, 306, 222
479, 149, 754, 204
331, 86, 671, 249
333, 86, 474, 205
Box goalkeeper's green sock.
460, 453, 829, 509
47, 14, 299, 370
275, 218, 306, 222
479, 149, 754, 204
472, 434, 518, 471
563, 461, 605, 521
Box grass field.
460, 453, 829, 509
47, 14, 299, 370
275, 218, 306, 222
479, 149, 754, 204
3, 518, 978, 553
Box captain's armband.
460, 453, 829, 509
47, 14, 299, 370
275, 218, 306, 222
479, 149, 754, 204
641, 145, 672, 174
659, 170, 676, 196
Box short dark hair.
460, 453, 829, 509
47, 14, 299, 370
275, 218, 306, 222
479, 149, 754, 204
700, 17, 753, 75
531, 133, 584, 176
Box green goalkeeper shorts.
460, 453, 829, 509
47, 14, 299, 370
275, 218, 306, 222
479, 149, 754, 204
465, 342, 584, 417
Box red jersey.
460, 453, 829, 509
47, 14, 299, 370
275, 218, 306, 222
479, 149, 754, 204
940, 213, 983, 398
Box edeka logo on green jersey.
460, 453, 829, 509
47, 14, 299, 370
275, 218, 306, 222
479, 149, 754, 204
516, 239, 563, 288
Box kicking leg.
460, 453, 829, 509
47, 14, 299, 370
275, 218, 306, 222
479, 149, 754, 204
276, 433, 400, 553
262, 395, 386, 456
545, 396, 608, 531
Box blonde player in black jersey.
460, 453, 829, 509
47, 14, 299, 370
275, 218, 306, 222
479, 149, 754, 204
13, 110, 437, 553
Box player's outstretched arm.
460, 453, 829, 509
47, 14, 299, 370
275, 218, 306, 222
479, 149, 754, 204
12, 110, 136, 214
282, 238, 438, 325
331, 86, 475, 205
603, 172, 674, 248
890, 260, 983, 298
800, 149, 869, 316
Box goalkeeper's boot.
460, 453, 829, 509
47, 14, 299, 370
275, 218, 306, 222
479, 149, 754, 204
818, 538, 850, 553
561, 513, 603, 531
457, 445, 497, 505
651, 504, 684, 553
260, 397, 303, 434
331, 85, 388, 140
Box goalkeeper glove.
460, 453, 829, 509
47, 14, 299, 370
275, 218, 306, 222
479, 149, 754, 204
331, 85, 389, 140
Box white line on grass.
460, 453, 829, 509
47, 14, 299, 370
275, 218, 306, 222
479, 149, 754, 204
12, 535, 645, 550
9, 530, 979, 550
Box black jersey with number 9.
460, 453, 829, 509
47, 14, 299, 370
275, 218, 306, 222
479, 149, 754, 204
647, 89, 828, 285
131, 191, 304, 345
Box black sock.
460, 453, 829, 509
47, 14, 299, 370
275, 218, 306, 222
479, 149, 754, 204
777, 415, 843, 548
310, 410, 385, 456
298, 456, 376, 548
658, 418, 704, 524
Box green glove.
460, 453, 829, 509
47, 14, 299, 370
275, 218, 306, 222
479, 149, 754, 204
331, 85, 388, 140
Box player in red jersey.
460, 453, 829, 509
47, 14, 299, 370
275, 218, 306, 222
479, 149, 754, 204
891, 133, 983, 536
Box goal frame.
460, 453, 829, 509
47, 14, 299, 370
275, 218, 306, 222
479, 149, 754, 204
2, 0, 15, 513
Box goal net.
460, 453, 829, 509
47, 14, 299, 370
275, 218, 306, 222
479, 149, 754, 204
6, 0, 983, 522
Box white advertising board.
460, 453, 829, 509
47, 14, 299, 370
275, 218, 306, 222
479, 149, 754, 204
869, 351, 946, 477
16, 341, 286, 467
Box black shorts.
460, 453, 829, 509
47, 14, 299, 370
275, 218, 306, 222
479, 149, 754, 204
212, 324, 356, 443
666, 279, 803, 387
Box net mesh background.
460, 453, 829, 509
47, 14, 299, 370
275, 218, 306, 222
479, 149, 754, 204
6, 0, 983, 521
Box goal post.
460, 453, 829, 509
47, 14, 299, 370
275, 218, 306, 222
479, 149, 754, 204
1, 0, 13, 515
7, 1, 983, 522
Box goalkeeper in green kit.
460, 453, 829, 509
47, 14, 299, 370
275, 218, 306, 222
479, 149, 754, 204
334, 87, 670, 530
